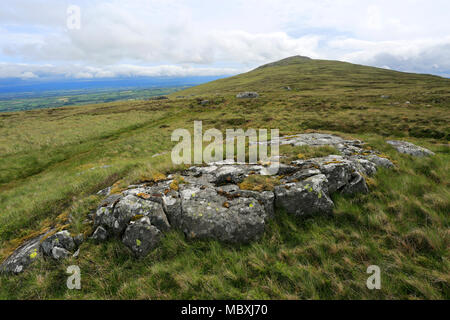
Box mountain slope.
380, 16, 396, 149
173, 56, 450, 97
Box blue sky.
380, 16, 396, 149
1, 0, 450, 80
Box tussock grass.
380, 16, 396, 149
239, 175, 281, 192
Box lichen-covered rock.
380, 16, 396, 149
387, 140, 435, 157
2, 133, 400, 270
274, 174, 334, 217
0, 231, 51, 274
229, 189, 276, 219
115, 195, 170, 232
40, 231, 76, 259
213, 165, 246, 185
365, 155, 394, 168
95, 194, 170, 236
283, 168, 321, 183
341, 172, 369, 194
179, 185, 267, 243
351, 158, 378, 176
94, 194, 121, 231
294, 155, 356, 194
122, 217, 162, 257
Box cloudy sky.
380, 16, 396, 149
1, 0, 450, 80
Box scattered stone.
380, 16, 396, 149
200, 100, 210, 106
236, 92, 259, 99
97, 187, 111, 197
122, 217, 162, 257
51, 247, 71, 260
387, 140, 435, 157
41, 231, 76, 258
92, 226, 108, 242
73, 248, 80, 258
74, 234, 84, 247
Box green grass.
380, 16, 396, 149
0, 56, 449, 299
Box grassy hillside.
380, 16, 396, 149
0, 57, 449, 299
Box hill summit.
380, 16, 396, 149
173, 55, 448, 97
257, 55, 312, 69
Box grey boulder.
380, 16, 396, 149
387, 140, 435, 157
179, 185, 268, 243
274, 174, 334, 217
0, 232, 49, 274
96, 194, 170, 236
122, 217, 162, 257
341, 172, 369, 194
40, 230, 76, 259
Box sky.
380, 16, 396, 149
1, 0, 450, 80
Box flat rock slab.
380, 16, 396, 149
387, 140, 435, 157
275, 174, 334, 217
178, 185, 268, 243
0, 230, 53, 274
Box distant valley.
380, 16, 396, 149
0, 76, 227, 112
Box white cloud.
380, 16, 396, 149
0, 62, 242, 79
19, 71, 38, 79
1, 0, 449, 78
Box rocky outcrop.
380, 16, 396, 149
387, 140, 435, 157
0, 229, 83, 274
1, 133, 397, 273
85, 134, 393, 252
236, 92, 259, 98
0, 233, 48, 274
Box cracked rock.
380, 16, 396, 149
274, 174, 334, 217
122, 217, 162, 258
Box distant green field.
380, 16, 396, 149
0, 57, 449, 299
0, 87, 186, 113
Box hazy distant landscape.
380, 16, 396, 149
0, 76, 225, 112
